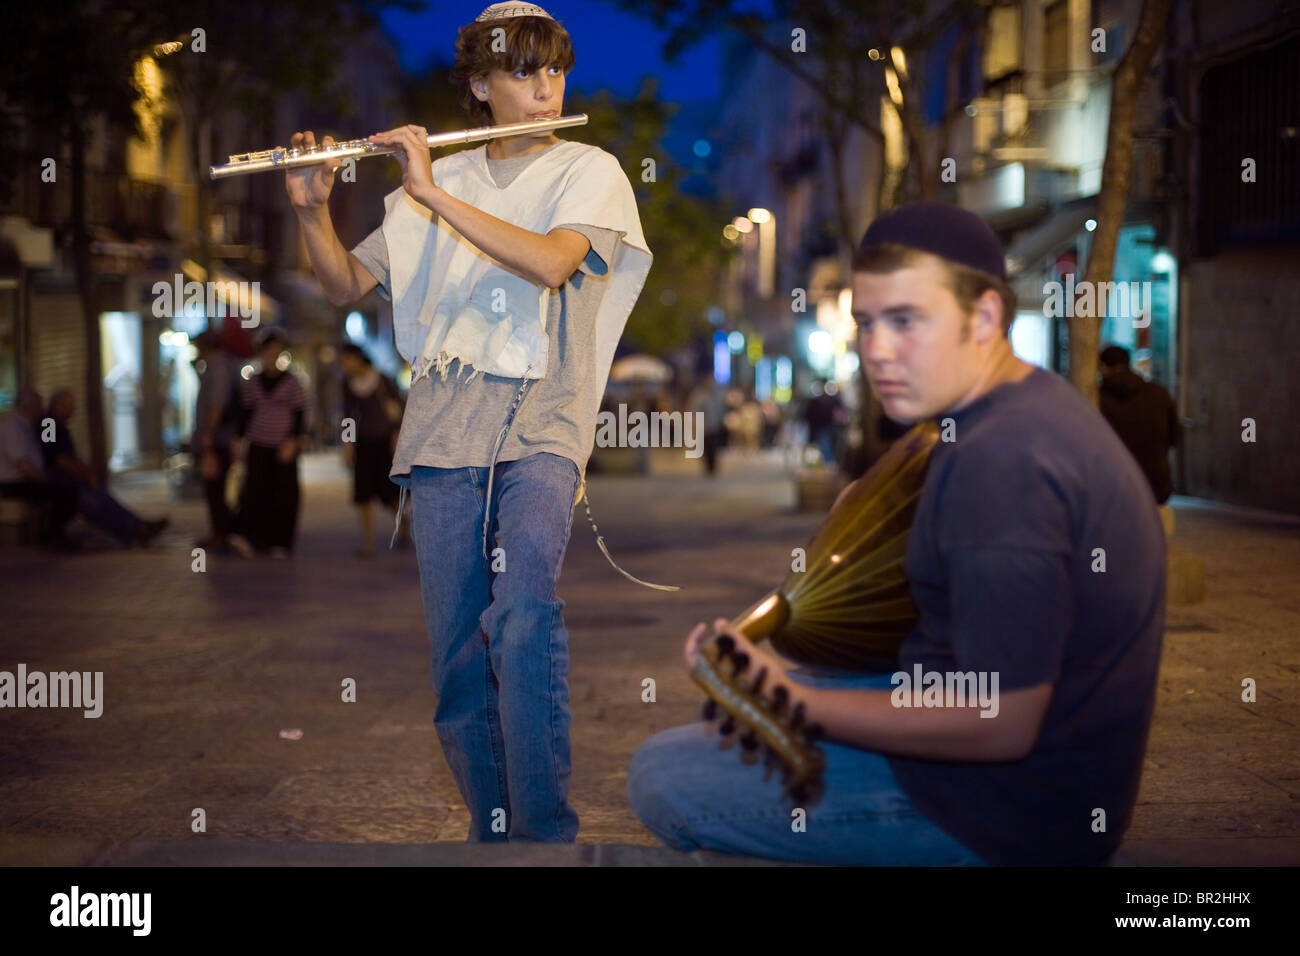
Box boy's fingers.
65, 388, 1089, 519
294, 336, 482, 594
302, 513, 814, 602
684, 622, 709, 664
712, 618, 740, 638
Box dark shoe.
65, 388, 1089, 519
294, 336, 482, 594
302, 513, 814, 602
44, 533, 84, 553
136, 517, 170, 545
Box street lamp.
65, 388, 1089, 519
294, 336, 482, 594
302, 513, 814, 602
747, 207, 775, 299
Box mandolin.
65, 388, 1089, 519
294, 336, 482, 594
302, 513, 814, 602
690, 421, 941, 800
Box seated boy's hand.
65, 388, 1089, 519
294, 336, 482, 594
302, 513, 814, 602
684, 618, 787, 686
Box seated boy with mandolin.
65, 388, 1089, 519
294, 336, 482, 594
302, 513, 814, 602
628, 202, 1166, 866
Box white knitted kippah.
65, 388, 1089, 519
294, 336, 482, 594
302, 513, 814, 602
476, 2, 554, 21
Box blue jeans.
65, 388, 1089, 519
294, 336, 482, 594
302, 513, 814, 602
628, 670, 988, 865
408, 452, 582, 843
70, 479, 140, 544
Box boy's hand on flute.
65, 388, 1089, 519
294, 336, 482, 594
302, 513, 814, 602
369, 125, 439, 208
285, 131, 341, 209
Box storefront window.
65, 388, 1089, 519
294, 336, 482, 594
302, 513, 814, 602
101, 311, 141, 471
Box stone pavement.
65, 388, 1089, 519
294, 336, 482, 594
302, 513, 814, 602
0, 448, 1296, 866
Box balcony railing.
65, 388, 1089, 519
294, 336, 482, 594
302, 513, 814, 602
0, 157, 171, 240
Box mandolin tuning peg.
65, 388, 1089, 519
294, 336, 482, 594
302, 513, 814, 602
790, 702, 807, 730
789, 783, 810, 805
771, 685, 789, 712
701, 698, 718, 720
751, 667, 767, 694
764, 748, 783, 771
732, 651, 750, 672
714, 635, 735, 657
805, 722, 825, 742
719, 716, 736, 735
739, 731, 759, 751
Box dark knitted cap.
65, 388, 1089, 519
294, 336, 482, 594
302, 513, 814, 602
857, 201, 1006, 280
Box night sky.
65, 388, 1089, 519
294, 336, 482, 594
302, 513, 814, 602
380, 1, 722, 103
379, 1, 725, 183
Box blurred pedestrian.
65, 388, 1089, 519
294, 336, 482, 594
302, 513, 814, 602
759, 398, 781, 448
737, 391, 763, 452
339, 343, 404, 556
0, 386, 76, 546
229, 328, 308, 557
192, 330, 240, 551
686, 373, 727, 475
1098, 345, 1180, 504
803, 378, 846, 467
41, 389, 168, 547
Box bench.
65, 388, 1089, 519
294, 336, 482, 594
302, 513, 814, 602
0, 495, 41, 546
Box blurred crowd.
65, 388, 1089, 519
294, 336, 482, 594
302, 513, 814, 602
0, 385, 169, 550
188, 328, 405, 559
1, 340, 1180, 556
613, 371, 851, 477
0, 324, 407, 558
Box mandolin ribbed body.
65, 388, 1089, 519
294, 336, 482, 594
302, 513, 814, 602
737, 421, 940, 672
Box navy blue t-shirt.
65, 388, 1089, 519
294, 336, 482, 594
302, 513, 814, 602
886, 367, 1166, 865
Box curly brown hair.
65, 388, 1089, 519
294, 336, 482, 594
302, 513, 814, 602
450, 15, 576, 125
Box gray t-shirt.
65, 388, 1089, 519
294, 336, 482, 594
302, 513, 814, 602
887, 367, 1167, 866
0, 413, 42, 482
349, 140, 621, 482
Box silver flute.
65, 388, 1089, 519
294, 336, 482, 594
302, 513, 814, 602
209, 113, 588, 180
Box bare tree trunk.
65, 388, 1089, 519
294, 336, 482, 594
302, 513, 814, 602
824, 114, 856, 277
70, 108, 108, 485
192, 115, 212, 281
1071, 0, 1173, 404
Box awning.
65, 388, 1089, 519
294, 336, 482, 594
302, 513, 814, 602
1004, 199, 1098, 277
208, 265, 281, 327
609, 354, 672, 383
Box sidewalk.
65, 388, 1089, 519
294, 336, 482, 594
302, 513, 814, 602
0, 450, 1296, 866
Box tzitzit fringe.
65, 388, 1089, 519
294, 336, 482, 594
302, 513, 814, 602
400, 352, 681, 592
579, 478, 679, 592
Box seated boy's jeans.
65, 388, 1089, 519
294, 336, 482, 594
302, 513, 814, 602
409, 452, 582, 842
628, 670, 988, 865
